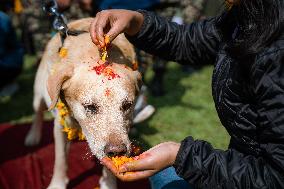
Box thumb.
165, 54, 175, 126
119, 153, 154, 173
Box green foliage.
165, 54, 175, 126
132, 62, 229, 150
0, 56, 36, 123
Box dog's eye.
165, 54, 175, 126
121, 101, 133, 112
84, 104, 99, 114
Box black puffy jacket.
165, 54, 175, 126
127, 10, 284, 188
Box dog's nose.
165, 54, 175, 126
104, 143, 127, 157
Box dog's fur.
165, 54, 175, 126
24, 18, 142, 189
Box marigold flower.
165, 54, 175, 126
111, 156, 135, 169
59, 48, 68, 58
56, 99, 85, 141
14, 0, 23, 14
101, 35, 110, 61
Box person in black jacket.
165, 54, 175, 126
90, 0, 284, 188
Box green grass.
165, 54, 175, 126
133, 62, 230, 150
0, 56, 229, 150
0, 55, 37, 123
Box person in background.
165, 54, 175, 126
0, 11, 24, 96
91, 0, 160, 13
91, 0, 284, 188
19, 0, 91, 60
56, 0, 92, 20
19, 0, 52, 58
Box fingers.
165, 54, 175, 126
101, 157, 156, 182
101, 155, 154, 174
90, 16, 99, 45
101, 157, 118, 174
95, 13, 109, 47
116, 170, 156, 182
118, 153, 154, 173
91, 10, 131, 48
90, 11, 109, 47
106, 22, 123, 42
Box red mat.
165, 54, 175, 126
0, 122, 150, 189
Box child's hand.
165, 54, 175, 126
90, 9, 144, 48
101, 142, 180, 181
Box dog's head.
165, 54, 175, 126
46, 34, 141, 159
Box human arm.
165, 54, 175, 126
172, 51, 284, 188
99, 49, 284, 187
90, 10, 221, 65
101, 142, 180, 181
0, 11, 23, 69
172, 136, 283, 188
126, 10, 220, 65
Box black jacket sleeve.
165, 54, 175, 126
173, 137, 283, 188
126, 10, 221, 65
173, 50, 284, 188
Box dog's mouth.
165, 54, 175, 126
130, 143, 143, 156
105, 143, 143, 173
103, 142, 143, 158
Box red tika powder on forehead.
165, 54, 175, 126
91, 61, 120, 80
104, 88, 112, 97
93, 64, 106, 75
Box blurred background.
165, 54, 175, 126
0, 0, 228, 158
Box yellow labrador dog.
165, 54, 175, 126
24, 18, 142, 189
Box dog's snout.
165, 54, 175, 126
104, 143, 127, 157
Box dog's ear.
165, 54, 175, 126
47, 63, 74, 110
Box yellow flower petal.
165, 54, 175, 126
59, 48, 68, 58
14, 0, 23, 14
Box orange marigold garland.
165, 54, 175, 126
54, 47, 85, 140
56, 98, 85, 141
56, 99, 85, 140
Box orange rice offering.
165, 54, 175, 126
111, 156, 135, 170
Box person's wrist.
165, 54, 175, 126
168, 142, 181, 166
125, 11, 144, 36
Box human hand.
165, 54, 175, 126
101, 142, 180, 181
90, 9, 144, 48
